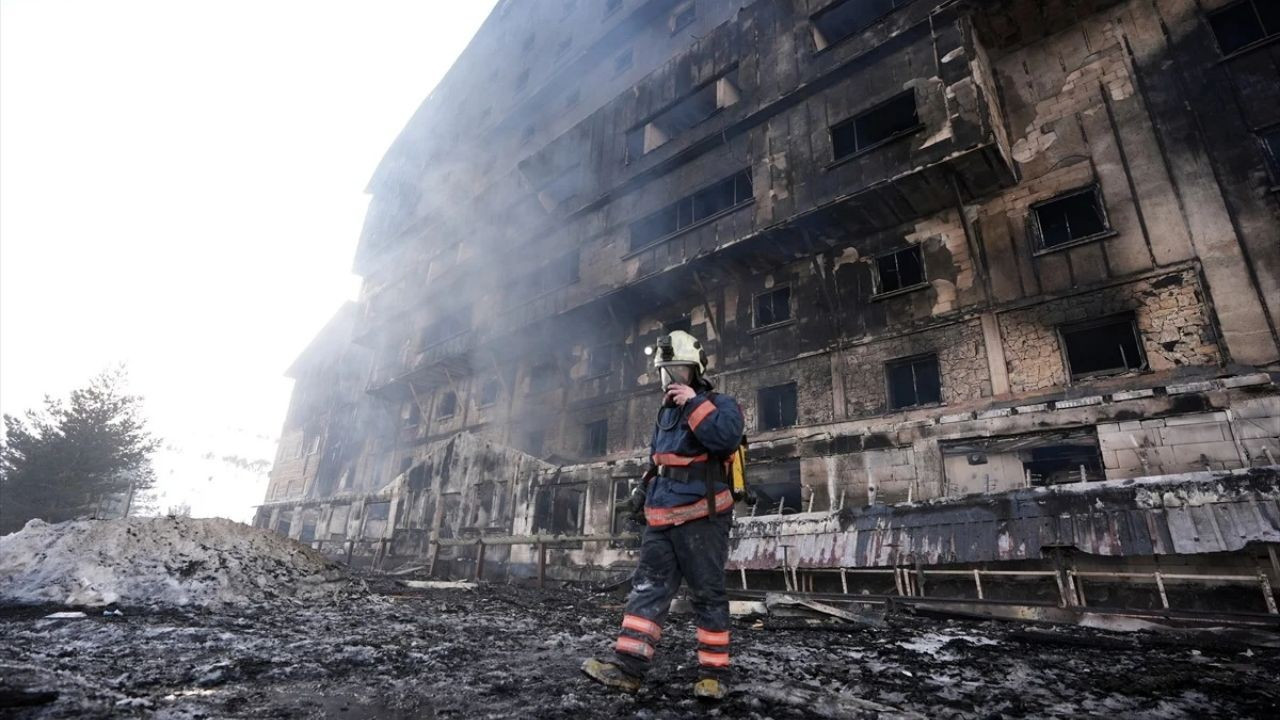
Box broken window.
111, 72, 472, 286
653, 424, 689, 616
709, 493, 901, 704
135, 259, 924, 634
875, 245, 926, 295
1060, 315, 1146, 379
584, 419, 608, 456
1207, 0, 1280, 55
1031, 186, 1110, 249
830, 91, 919, 161
942, 429, 1105, 493
613, 48, 633, 76
812, 0, 907, 51
587, 345, 614, 377
275, 514, 291, 537
625, 68, 740, 162
528, 363, 558, 394
436, 391, 457, 419
754, 286, 792, 328
752, 459, 803, 514
478, 378, 501, 407
886, 354, 941, 409
305, 434, 321, 455
363, 501, 391, 539
533, 483, 585, 535
670, 2, 695, 34
758, 382, 798, 430
629, 169, 753, 251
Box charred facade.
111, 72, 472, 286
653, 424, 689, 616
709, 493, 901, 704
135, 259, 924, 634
259, 0, 1280, 612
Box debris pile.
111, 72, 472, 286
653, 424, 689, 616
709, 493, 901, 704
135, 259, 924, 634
0, 517, 356, 608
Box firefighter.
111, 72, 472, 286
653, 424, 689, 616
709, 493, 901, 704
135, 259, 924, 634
581, 330, 744, 701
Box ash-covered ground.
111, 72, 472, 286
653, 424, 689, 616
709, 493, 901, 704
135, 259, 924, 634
2, 580, 1278, 720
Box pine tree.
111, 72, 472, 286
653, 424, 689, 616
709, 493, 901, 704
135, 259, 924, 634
0, 367, 159, 533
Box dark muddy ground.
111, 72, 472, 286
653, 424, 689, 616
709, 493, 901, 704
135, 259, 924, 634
2, 581, 1278, 719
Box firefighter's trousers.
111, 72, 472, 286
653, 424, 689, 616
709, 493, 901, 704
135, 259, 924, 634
612, 511, 731, 678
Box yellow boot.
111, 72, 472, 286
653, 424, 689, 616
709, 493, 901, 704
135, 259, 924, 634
693, 677, 727, 701
581, 658, 643, 694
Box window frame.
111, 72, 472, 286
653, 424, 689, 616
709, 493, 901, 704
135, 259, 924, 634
627, 169, 754, 253
811, 0, 909, 54
1058, 314, 1148, 381
624, 66, 740, 164
586, 344, 614, 379
435, 391, 458, 420
884, 353, 942, 410
757, 382, 799, 431
477, 377, 501, 408
751, 285, 794, 331
583, 418, 609, 457
872, 245, 928, 299
1205, 0, 1280, 57
827, 90, 922, 165
1029, 184, 1115, 254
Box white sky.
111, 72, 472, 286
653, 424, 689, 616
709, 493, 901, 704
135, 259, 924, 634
0, 0, 498, 521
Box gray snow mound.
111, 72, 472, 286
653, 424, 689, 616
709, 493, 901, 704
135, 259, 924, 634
0, 516, 359, 608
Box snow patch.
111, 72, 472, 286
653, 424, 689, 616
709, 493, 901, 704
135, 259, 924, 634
0, 516, 357, 608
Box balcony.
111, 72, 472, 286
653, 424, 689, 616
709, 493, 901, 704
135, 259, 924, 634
366, 329, 478, 400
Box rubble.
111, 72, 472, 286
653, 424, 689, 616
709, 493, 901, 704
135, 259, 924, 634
0, 517, 358, 609
1, 582, 1277, 718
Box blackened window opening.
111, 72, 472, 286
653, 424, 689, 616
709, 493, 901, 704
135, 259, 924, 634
752, 459, 802, 514
875, 246, 925, 294
754, 286, 792, 327
436, 391, 457, 418
420, 311, 470, 350
886, 354, 941, 409
533, 484, 584, 535
478, 378, 501, 407
1207, 0, 1280, 55
584, 419, 608, 456
1025, 444, 1105, 486
528, 363, 557, 394
630, 169, 753, 251
1033, 186, 1110, 248
830, 91, 918, 160
1061, 317, 1146, 378
609, 478, 641, 548
758, 382, 798, 430
588, 345, 614, 377
625, 68, 739, 162
812, 0, 908, 50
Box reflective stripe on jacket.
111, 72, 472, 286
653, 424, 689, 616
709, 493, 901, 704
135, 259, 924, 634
646, 391, 744, 510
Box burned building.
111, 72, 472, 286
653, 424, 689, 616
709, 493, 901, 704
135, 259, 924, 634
259, 0, 1280, 613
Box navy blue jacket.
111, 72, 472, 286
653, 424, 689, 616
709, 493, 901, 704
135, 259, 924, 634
646, 391, 744, 509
